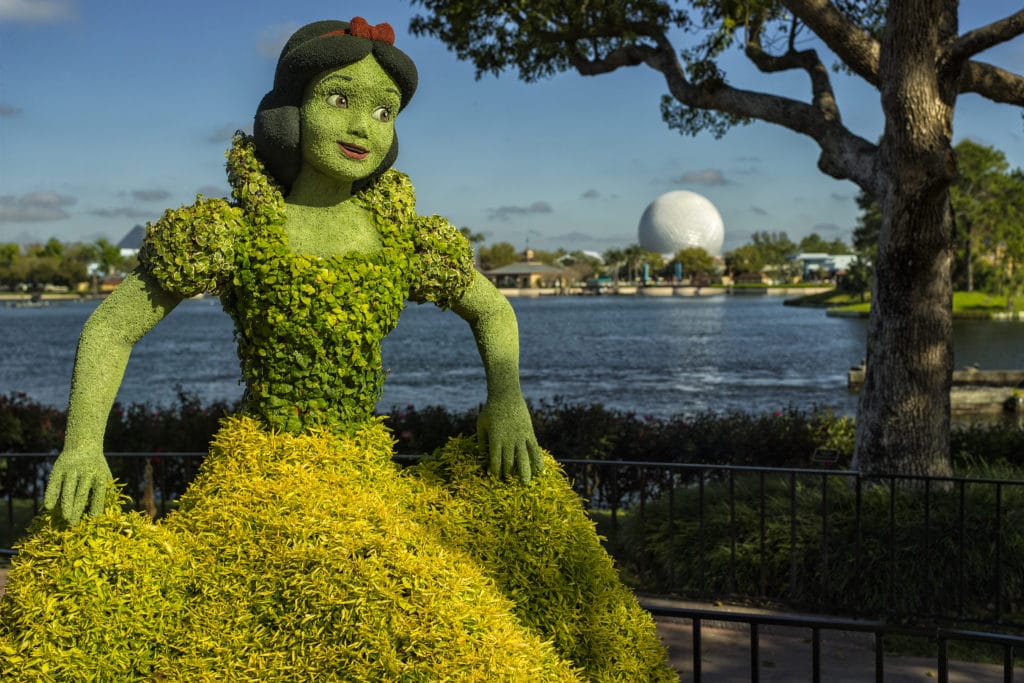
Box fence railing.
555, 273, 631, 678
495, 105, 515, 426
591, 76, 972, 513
557, 459, 1024, 629
640, 602, 1024, 683
3, 453, 1024, 630
0, 451, 205, 555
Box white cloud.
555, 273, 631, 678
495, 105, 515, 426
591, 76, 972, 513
0, 192, 76, 222
130, 189, 171, 202
487, 201, 553, 221
0, 0, 75, 22
672, 169, 728, 186
89, 207, 159, 220
196, 185, 230, 198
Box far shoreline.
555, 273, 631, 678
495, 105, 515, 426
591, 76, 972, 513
784, 289, 1024, 322
495, 284, 835, 298
1, 285, 837, 303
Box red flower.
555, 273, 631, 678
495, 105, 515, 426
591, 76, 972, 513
322, 17, 395, 45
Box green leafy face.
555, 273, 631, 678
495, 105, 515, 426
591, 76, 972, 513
299, 56, 400, 183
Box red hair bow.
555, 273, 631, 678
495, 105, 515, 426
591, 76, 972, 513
322, 17, 395, 45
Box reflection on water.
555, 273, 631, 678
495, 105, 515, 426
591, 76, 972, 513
2, 295, 1022, 419
384, 296, 867, 417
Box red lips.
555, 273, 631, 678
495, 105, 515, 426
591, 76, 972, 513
338, 141, 370, 160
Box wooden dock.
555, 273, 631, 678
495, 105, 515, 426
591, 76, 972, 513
847, 366, 1024, 413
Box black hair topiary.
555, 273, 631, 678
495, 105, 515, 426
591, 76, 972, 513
253, 19, 418, 193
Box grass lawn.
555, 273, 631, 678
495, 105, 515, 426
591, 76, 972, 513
814, 291, 1024, 317
952, 291, 1024, 312
783, 288, 869, 308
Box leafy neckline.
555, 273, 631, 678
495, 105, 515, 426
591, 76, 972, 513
227, 133, 396, 265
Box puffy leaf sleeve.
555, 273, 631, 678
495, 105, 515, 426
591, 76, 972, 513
138, 197, 245, 298
407, 214, 475, 309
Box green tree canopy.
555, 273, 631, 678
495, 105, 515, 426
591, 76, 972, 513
93, 239, 125, 277
749, 231, 797, 280
39, 238, 64, 259
459, 226, 485, 246
602, 248, 625, 281
558, 250, 603, 284
854, 140, 1024, 295
952, 139, 1017, 292
0, 243, 19, 267
985, 168, 1024, 300
799, 233, 850, 255
725, 244, 765, 275
671, 246, 715, 278
477, 242, 519, 270
851, 189, 882, 263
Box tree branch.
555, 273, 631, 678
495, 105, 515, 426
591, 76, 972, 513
949, 10, 1024, 63
782, 0, 881, 86
568, 42, 654, 74
567, 24, 880, 194
961, 61, 1024, 105
744, 14, 840, 125
782, 2, 1024, 108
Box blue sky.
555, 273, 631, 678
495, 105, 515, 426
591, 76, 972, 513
1, 0, 1021, 254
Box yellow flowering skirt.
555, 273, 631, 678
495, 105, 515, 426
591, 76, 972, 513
0, 417, 674, 681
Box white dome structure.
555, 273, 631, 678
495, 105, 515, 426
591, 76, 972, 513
637, 191, 725, 256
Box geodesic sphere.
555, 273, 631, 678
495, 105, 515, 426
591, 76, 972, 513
638, 191, 725, 256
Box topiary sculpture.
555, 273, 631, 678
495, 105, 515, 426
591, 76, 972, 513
0, 17, 674, 682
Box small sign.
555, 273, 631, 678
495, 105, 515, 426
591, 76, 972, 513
811, 448, 840, 465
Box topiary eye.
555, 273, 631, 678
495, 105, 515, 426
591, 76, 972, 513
326, 94, 348, 109
372, 106, 392, 122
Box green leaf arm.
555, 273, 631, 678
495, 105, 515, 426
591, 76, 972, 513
451, 271, 543, 483
44, 268, 182, 522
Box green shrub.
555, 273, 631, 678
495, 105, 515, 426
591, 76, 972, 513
530, 400, 856, 468
952, 422, 1024, 470
386, 403, 477, 455
615, 471, 1024, 624
0, 393, 66, 452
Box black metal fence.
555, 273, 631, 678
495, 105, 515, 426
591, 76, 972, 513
0, 451, 205, 556
4, 453, 1024, 630
558, 459, 1024, 629
641, 602, 1024, 683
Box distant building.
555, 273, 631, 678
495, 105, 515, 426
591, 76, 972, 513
117, 224, 146, 258
483, 249, 563, 289
638, 190, 725, 257
792, 252, 857, 280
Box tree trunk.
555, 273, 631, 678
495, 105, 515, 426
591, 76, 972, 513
852, 0, 958, 478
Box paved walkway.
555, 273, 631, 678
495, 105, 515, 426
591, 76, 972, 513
0, 569, 1011, 681
648, 597, 1011, 682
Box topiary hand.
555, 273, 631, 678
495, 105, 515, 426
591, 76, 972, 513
43, 448, 112, 524
477, 395, 544, 484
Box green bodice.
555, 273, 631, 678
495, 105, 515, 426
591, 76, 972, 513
139, 135, 474, 434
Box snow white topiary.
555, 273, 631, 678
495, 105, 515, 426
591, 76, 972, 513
0, 17, 675, 681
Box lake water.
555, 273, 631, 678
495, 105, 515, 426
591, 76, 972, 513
2, 294, 1022, 418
